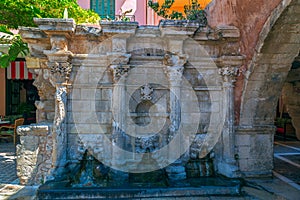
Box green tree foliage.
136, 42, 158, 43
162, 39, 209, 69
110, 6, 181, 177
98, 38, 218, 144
148, 0, 207, 24
0, 0, 100, 29
0, 25, 29, 68
0, 0, 100, 68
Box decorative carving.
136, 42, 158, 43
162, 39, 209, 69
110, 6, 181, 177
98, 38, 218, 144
110, 54, 131, 65
110, 65, 130, 83
135, 135, 159, 153
33, 70, 55, 100
163, 54, 187, 84
50, 36, 68, 51
32, 69, 56, 122
75, 25, 101, 36
163, 54, 187, 83
218, 66, 238, 84
163, 53, 187, 67
55, 86, 67, 128
140, 84, 154, 101
49, 62, 72, 80
218, 66, 238, 77
51, 85, 68, 177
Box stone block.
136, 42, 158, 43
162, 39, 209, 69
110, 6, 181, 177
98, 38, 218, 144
100, 21, 138, 34
71, 124, 90, 134
80, 88, 96, 100
90, 124, 111, 134
95, 100, 111, 112
238, 158, 249, 171
89, 72, 103, 85
249, 72, 266, 81
97, 112, 113, 124
102, 89, 112, 100
235, 134, 251, 146
34, 18, 75, 32
21, 136, 39, 151
237, 146, 251, 159
71, 100, 91, 111
78, 112, 97, 124
262, 43, 300, 54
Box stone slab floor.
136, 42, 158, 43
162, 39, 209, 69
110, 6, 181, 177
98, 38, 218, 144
0, 139, 300, 200
0, 142, 18, 184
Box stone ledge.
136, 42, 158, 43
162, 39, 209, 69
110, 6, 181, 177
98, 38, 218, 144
37, 177, 241, 199
100, 21, 138, 34
17, 123, 52, 136
235, 125, 276, 135
34, 18, 76, 32
216, 55, 245, 67
159, 20, 203, 37
19, 27, 48, 39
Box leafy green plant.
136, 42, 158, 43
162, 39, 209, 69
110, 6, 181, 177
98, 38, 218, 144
148, 0, 207, 24
17, 102, 35, 115
120, 9, 133, 22
275, 117, 292, 128
0, 25, 29, 68
0, 0, 100, 29
0, 0, 100, 68
184, 0, 207, 24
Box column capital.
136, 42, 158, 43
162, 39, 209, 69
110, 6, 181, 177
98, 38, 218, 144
48, 61, 72, 85
110, 64, 131, 83
218, 66, 238, 84
163, 53, 187, 85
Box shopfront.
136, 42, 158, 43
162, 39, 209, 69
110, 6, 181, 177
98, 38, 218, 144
2, 59, 38, 124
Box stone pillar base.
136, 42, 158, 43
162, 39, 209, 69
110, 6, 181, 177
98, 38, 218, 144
16, 123, 53, 185
235, 125, 275, 178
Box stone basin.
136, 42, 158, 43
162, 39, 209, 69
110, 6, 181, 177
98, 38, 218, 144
37, 177, 241, 199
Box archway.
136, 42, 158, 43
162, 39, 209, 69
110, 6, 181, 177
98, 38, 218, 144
238, 0, 300, 176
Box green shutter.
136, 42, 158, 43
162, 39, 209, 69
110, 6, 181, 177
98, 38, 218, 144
90, 0, 115, 19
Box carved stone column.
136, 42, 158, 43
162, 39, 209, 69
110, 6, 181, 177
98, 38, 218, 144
163, 53, 187, 180
34, 18, 75, 180
47, 60, 72, 179
109, 54, 132, 170
218, 66, 239, 177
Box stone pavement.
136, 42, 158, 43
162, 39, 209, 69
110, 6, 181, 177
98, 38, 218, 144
0, 142, 18, 184
0, 140, 300, 200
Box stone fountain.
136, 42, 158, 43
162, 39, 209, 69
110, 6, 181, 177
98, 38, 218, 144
16, 18, 244, 199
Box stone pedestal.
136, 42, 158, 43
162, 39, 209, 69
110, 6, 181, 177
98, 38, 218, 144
16, 124, 52, 185
235, 126, 275, 177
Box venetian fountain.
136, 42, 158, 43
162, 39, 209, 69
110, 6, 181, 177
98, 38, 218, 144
16, 17, 244, 199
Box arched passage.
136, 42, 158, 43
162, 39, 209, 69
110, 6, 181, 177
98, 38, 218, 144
237, 0, 300, 176
240, 0, 300, 126
206, 0, 300, 177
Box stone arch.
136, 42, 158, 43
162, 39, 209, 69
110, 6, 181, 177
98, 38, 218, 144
239, 0, 300, 126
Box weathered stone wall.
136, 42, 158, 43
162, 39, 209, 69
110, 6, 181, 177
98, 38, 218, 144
206, 0, 283, 122
16, 124, 52, 185
15, 0, 300, 185
17, 19, 245, 184
207, 0, 300, 177
282, 56, 300, 140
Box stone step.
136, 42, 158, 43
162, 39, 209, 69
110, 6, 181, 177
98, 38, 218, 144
37, 177, 241, 199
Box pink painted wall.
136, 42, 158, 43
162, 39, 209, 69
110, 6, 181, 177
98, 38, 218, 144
77, 0, 90, 9
77, 0, 156, 25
